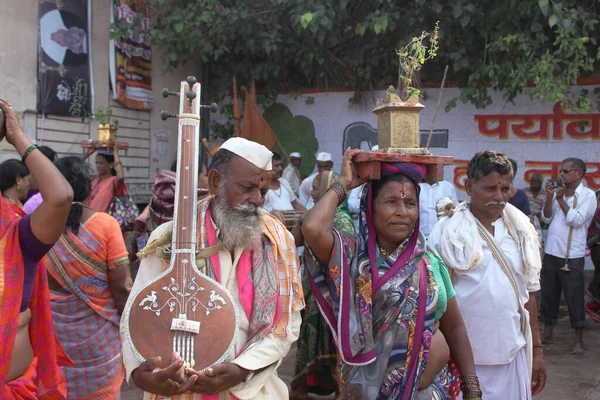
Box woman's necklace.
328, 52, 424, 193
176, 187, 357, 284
2, 194, 19, 205
379, 246, 392, 259
379, 242, 405, 259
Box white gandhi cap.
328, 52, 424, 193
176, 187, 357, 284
219, 137, 273, 171
289, 152, 301, 158
316, 152, 332, 162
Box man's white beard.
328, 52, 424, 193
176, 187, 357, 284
212, 190, 265, 252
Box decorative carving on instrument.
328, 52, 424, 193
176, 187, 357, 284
123, 76, 238, 374
139, 276, 227, 316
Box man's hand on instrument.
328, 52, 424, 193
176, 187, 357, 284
185, 362, 249, 394
132, 353, 197, 396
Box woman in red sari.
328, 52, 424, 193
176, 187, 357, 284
0, 159, 31, 217
82, 144, 126, 212
0, 98, 74, 398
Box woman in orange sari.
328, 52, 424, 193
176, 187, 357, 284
0, 158, 31, 217
0, 98, 74, 399
82, 144, 126, 212
47, 156, 133, 399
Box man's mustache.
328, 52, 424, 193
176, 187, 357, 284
231, 203, 263, 216
486, 201, 506, 206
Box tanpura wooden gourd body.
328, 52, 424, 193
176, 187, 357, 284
123, 78, 239, 372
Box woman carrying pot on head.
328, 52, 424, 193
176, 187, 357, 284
301, 148, 482, 399
82, 144, 126, 213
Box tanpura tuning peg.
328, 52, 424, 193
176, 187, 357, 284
186, 76, 197, 87
162, 88, 179, 98
186, 91, 197, 101
160, 110, 177, 121
201, 103, 219, 113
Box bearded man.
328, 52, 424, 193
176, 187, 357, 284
429, 151, 546, 400
120, 137, 304, 399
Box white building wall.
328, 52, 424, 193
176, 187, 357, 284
0, 0, 199, 203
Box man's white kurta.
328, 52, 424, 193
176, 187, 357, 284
430, 217, 540, 400
121, 222, 301, 400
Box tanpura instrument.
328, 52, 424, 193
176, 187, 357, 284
123, 76, 239, 372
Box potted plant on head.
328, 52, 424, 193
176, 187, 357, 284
95, 105, 119, 143
373, 22, 439, 152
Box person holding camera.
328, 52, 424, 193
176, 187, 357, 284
540, 158, 598, 355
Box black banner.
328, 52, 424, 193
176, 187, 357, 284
38, 0, 91, 117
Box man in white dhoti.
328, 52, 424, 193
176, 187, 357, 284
429, 150, 546, 400
120, 137, 304, 399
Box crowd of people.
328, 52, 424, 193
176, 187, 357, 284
1, 94, 599, 399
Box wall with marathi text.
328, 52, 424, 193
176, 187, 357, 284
221, 87, 599, 199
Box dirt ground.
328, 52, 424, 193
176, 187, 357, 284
121, 294, 600, 400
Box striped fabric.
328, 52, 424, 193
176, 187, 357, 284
47, 212, 129, 399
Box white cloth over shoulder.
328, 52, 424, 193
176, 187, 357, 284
430, 201, 541, 286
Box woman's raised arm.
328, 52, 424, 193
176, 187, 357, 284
0, 98, 73, 244
302, 148, 363, 264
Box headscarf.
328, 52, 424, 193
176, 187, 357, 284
148, 169, 176, 227
362, 162, 426, 293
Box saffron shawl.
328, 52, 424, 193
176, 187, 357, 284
305, 163, 445, 399
0, 197, 71, 399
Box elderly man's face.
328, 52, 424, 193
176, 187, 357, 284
291, 158, 301, 168
208, 155, 270, 250
210, 156, 268, 209
317, 161, 333, 173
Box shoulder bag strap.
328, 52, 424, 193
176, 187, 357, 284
476, 220, 528, 335
563, 195, 578, 266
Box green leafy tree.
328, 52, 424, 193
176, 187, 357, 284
140, 0, 599, 127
